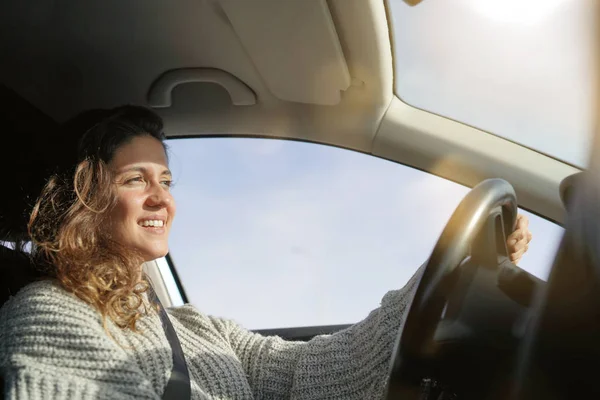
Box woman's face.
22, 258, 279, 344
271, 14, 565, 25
107, 135, 176, 262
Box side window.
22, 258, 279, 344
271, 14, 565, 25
164, 138, 564, 330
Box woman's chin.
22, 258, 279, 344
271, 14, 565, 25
144, 254, 167, 263
140, 247, 169, 263
138, 243, 169, 262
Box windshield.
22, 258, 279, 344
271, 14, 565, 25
388, 0, 597, 167
165, 138, 564, 329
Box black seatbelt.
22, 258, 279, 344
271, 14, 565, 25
148, 286, 191, 400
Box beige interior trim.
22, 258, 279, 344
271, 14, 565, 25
374, 97, 580, 223
219, 0, 350, 105
158, 0, 393, 151
148, 68, 257, 108
328, 0, 393, 111
143, 260, 173, 307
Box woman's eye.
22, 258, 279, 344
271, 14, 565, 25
161, 180, 173, 188
125, 176, 144, 185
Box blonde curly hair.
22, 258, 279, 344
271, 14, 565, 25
27, 105, 167, 332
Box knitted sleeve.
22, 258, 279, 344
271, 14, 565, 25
218, 267, 424, 400
0, 281, 161, 400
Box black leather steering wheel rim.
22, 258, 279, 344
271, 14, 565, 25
385, 178, 518, 399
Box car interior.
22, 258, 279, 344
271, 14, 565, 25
0, 0, 598, 398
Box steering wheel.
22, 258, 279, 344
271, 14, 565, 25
384, 178, 541, 399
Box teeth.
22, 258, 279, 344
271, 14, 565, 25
140, 220, 164, 227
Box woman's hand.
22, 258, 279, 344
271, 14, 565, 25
507, 214, 533, 265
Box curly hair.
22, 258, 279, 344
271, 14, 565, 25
27, 105, 168, 332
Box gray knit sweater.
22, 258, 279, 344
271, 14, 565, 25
0, 270, 423, 399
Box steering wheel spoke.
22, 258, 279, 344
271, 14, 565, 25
470, 206, 513, 268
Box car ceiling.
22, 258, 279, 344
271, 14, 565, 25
0, 0, 586, 240
0, 0, 391, 143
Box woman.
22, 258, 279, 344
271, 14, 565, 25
0, 105, 532, 399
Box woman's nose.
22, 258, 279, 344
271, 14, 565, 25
146, 184, 172, 207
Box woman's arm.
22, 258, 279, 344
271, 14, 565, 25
218, 215, 532, 399
214, 267, 425, 400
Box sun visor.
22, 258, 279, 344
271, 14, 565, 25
219, 0, 351, 105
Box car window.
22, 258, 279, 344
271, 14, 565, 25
0, 241, 31, 252
388, 0, 597, 167
164, 138, 564, 330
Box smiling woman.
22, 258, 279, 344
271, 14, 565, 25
26, 105, 172, 330
107, 136, 176, 262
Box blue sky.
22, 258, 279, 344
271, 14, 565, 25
165, 138, 564, 330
